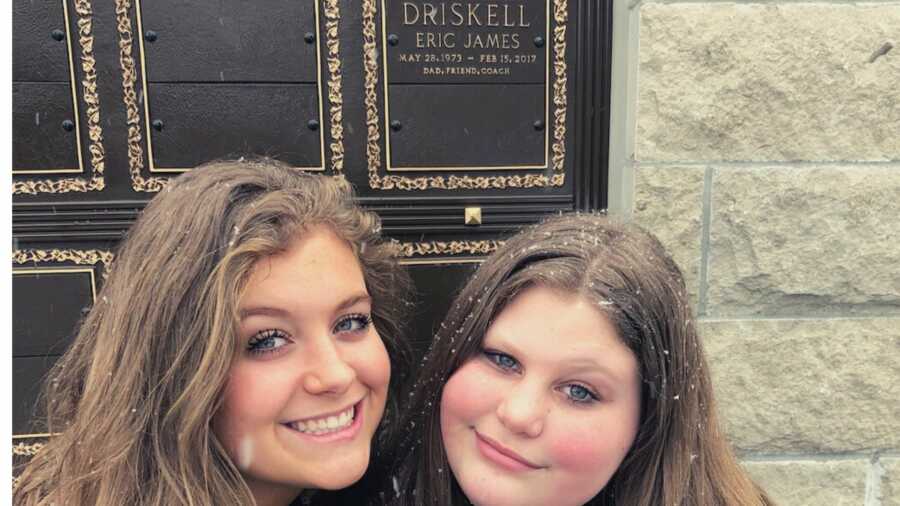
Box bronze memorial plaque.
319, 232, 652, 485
382, 0, 549, 169
386, 0, 546, 84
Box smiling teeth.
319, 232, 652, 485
291, 406, 355, 434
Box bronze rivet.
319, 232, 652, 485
465, 207, 482, 226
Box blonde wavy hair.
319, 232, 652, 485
14, 158, 413, 505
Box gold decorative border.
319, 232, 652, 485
363, 0, 568, 190
363, 0, 384, 188
12, 435, 54, 484
550, 0, 568, 173
13, 0, 106, 195
323, 0, 345, 175
115, 0, 167, 192
399, 240, 503, 258
12, 249, 114, 277
12, 441, 46, 458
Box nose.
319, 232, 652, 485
495, 381, 546, 438
302, 338, 356, 396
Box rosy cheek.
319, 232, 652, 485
546, 428, 613, 470
441, 362, 497, 422
544, 411, 638, 500
361, 337, 391, 392
217, 363, 291, 434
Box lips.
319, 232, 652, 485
288, 405, 355, 434
475, 431, 543, 471
282, 399, 364, 440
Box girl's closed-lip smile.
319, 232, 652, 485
474, 431, 544, 472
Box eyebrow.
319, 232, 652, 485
239, 292, 371, 320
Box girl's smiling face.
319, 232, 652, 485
213, 225, 390, 506
440, 285, 641, 506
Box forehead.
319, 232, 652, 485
241, 225, 366, 304
485, 285, 636, 375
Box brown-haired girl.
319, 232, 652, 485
14, 158, 413, 505
387, 213, 772, 506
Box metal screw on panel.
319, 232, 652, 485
390, 120, 402, 132
387, 34, 400, 46
145, 30, 158, 42
51, 29, 65, 42
307, 119, 320, 131
304, 32, 316, 44
533, 120, 545, 131
533, 36, 545, 48
61, 120, 75, 132
151, 119, 164, 131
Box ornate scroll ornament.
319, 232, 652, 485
362, 0, 384, 188
12, 434, 54, 463
13, 0, 106, 195
12, 435, 53, 489
362, 0, 568, 191
551, 0, 568, 173
12, 442, 45, 458
323, 0, 345, 175
399, 240, 504, 258
13, 249, 114, 276
115, 0, 168, 193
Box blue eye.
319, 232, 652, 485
561, 384, 599, 404
247, 329, 290, 355
484, 350, 520, 372
334, 313, 372, 334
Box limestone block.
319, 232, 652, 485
637, 4, 900, 162
883, 458, 900, 506
702, 318, 900, 452
633, 165, 705, 305
707, 166, 900, 317
742, 460, 868, 506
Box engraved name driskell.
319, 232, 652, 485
402, 1, 531, 49
403, 2, 531, 27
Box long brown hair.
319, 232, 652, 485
14, 158, 413, 505
388, 213, 772, 506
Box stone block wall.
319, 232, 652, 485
618, 1, 900, 503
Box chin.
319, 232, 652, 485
457, 477, 555, 506
313, 469, 368, 491
461, 488, 525, 506
311, 453, 370, 490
